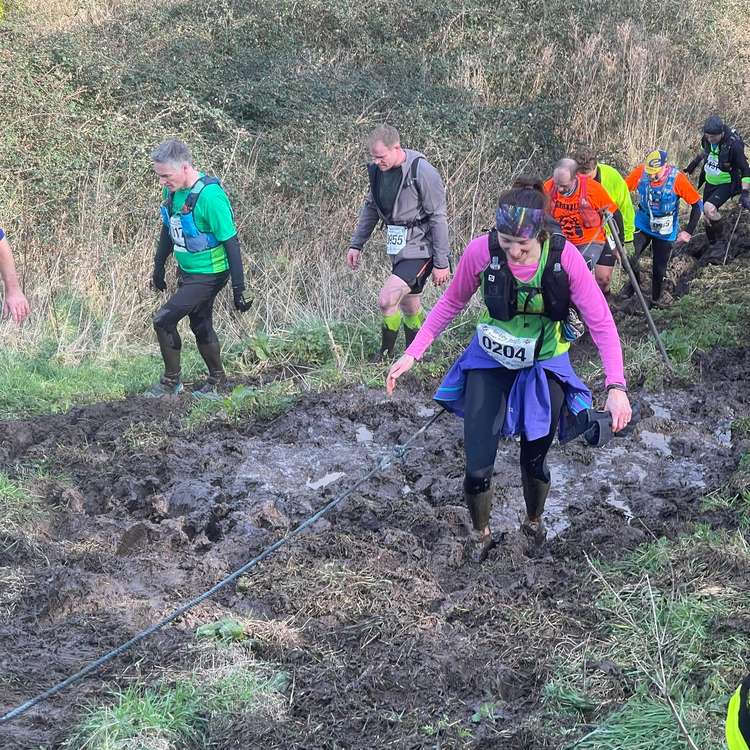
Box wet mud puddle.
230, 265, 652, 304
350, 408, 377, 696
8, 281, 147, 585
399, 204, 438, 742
0, 381, 740, 748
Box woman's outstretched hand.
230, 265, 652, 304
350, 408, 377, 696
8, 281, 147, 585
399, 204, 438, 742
386, 354, 415, 395
605, 389, 632, 432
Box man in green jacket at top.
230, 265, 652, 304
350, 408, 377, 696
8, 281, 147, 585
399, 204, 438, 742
347, 125, 451, 361
147, 139, 251, 398
573, 148, 635, 296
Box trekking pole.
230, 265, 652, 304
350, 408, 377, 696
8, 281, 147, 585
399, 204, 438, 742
722, 208, 744, 266
602, 210, 674, 373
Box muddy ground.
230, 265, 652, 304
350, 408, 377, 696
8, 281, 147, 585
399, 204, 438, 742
1, 230, 750, 749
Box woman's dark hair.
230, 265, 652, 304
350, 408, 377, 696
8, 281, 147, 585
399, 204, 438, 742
497, 178, 550, 240
497, 178, 549, 212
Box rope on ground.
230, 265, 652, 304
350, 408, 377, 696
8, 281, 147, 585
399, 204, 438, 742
0, 407, 445, 726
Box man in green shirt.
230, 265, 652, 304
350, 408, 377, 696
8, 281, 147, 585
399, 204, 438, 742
573, 148, 635, 295
147, 139, 250, 398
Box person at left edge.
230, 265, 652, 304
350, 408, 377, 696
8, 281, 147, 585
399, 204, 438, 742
387, 179, 631, 561
0, 226, 31, 324
147, 139, 250, 398
347, 125, 451, 361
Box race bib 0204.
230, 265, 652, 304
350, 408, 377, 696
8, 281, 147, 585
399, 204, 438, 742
650, 214, 673, 235
477, 323, 537, 369
386, 224, 408, 255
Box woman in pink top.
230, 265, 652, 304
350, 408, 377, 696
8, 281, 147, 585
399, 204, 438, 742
387, 180, 631, 561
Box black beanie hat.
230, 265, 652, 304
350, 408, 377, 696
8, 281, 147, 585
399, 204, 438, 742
703, 116, 724, 135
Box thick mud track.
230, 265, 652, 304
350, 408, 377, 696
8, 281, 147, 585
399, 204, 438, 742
3, 224, 750, 747
1, 339, 748, 749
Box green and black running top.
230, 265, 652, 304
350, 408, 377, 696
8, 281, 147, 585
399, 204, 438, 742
479, 232, 571, 361
727, 675, 750, 750
160, 175, 237, 275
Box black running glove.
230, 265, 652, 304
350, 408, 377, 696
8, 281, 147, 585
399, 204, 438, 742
741, 191, 750, 211
233, 286, 252, 312
152, 266, 167, 292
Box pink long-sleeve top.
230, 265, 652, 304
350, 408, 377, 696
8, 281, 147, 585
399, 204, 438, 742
406, 234, 626, 387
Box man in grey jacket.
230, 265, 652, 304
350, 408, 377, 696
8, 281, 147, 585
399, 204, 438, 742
347, 125, 450, 360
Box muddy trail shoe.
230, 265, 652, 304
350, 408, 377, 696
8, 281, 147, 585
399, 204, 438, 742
143, 379, 184, 398
618, 281, 636, 299
466, 528, 495, 563
520, 515, 547, 545
192, 375, 228, 400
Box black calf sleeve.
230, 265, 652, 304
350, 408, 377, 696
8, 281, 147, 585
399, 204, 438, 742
189, 317, 219, 345
522, 455, 550, 483
153, 316, 182, 351
650, 238, 673, 301
464, 473, 492, 495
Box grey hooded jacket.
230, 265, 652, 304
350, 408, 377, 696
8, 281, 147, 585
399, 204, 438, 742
349, 149, 450, 268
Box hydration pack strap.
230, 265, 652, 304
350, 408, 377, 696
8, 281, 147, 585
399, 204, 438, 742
165, 176, 220, 215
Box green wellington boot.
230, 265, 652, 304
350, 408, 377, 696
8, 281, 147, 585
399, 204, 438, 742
520, 466, 550, 544
465, 487, 495, 562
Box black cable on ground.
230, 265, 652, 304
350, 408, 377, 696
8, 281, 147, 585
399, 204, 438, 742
0, 408, 445, 726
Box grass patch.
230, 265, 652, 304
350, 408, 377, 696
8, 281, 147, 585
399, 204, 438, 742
0, 348, 159, 419
547, 524, 750, 749
0, 471, 43, 547
653, 262, 750, 369
702, 489, 750, 528
66, 642, 289, 750
183, 382, 298, 431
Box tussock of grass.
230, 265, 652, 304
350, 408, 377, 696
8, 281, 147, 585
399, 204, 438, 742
570, 697, 698, 750
0, 566, 27, 621
183, 382, 298, 431
0, 471, 43, 545
654, 262, 750, 367
702, 489, 750, 528
67, 643, 288, 750
549, 526, 750, 748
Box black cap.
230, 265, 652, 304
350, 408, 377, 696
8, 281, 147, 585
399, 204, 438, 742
703, 116, 724, 135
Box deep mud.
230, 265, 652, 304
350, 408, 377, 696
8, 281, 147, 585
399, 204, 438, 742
2, 226, 750, 749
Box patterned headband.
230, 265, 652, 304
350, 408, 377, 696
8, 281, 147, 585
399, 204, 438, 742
495, 204, 545, 239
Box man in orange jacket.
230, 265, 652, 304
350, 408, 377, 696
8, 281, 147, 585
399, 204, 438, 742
544, 158, 625, 295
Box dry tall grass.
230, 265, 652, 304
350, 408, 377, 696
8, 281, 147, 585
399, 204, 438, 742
0, 0, 748, 360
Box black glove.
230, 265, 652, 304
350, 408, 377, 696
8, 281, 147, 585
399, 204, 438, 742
741, 191, 750, 211
152, 267, 167, 292
233, 286, 252, 312
682, 165, 694, 175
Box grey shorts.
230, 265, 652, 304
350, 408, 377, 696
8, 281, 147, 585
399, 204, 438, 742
574, 241, 606, 271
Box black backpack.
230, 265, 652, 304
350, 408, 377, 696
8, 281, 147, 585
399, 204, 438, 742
483, 230, 570, 322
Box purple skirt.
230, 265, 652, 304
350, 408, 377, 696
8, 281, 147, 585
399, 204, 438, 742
434, 334, 592, 442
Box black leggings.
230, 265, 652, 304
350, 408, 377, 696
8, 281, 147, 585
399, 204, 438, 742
632, 231, 672, 301
462, 367, 564, 493
153, 270, 229, 348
